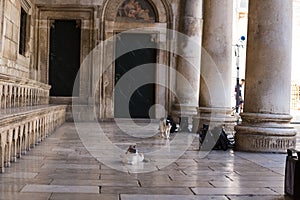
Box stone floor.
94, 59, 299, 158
0, 121, 299, 200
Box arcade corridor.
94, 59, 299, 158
0, 122, 299, 200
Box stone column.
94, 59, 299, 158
173, 0, 203, 126
235, 0, 296, 152
193, 0, 234, 132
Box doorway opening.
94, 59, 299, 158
114, 33, 157, 118
49, 20, 81, 96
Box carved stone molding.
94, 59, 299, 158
235, 130, 296, 153
103, 0, 170, 23
235, 113, 297, 152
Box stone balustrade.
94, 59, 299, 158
0, 105, 66, 173
0, 74, 67, 173
0, 74, 50, 109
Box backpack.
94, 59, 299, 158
213, 128, 229, 151
198, 124, 235, 151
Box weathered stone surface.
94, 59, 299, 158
1, 122, 299, 199
235, 0, 296, 152
173, 0, 203, 119
0, 105, 66, 173
193, 0, 234, 133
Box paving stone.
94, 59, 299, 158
50, 179, 101, 186
191, 187, 278, 195
0, 192, 51, 200
227, 196, 293, 200
54, 168, 101, 174
49, 193, 118, 200
226, 175, 284, 181
170, 174, 230, 182
36, 172, 100, 180
101, 186, 193, 195
121, 194, 228, 200
0, 184, 25, 192
0, 123, 299, 199
140, 179, 212, 187
269, 187, 284, 195
42, 163, 100, 170
21, 184, 99, 193
100, 174, 137, 180
209, 180, 284, 188
0, 172, 38, 179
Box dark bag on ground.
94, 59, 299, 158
285, 148, 300, 198
198, 124, 234, 151
212, 127, 229, 151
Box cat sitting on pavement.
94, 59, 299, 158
121, 145, 144, 165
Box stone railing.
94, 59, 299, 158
0, 105, 66, 173
0, 74, 50, 109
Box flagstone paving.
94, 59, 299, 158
0, 122, 299, 200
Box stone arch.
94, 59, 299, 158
97, 0, 174, 119
102, 0, 172, 24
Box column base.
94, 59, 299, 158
192, 107, 236, 132
172, 103, 198, 132
235, 113, 297, 153
172, 103, 198, 117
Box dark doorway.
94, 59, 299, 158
49, 20, 81, 96
114, 33, 156, 118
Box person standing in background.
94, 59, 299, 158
238, 79, 245, 112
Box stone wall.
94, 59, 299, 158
0, 0, 67, 173
33, 0, 182, 120
0, 0, 34, 79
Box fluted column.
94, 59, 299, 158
173, 0, 203, 123
235, 0, 296, 152
193, 0, 234, 132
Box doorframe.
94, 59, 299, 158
99, 0, 174, 120
35, 7, 95, 104
99, 27, 170, 119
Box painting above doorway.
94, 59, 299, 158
117, 0, 156, 22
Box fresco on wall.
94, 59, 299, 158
117, 0, 156, 22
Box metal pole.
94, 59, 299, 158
234, 36, 245, 114
235, 45, 240, 113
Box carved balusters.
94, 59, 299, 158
5, 129, 13, 167
0, 84, 50, 108
28, 121, 34, 148
19, 87, 23, 107
11, 86, 15, 107
0, 128, 6, 173
8, 85, 12, 108
3, 85, 8, 109
11, 127, 18, 163
0, 84, 2, 109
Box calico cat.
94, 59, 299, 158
159, 118, 172, 139
121, 145, 144, 165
